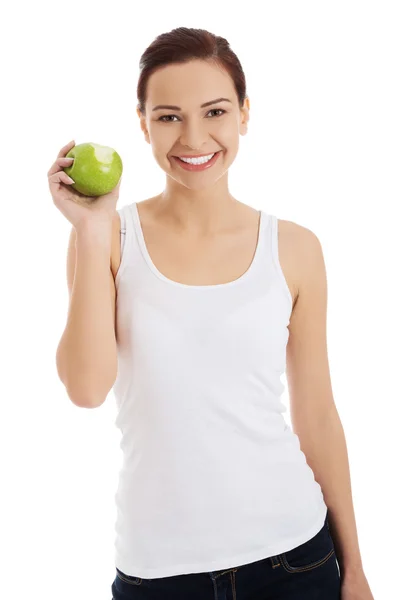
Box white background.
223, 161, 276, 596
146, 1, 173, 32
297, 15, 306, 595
1, 1, 399, 598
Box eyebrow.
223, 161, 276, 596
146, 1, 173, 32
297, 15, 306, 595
152, 97, 232, 112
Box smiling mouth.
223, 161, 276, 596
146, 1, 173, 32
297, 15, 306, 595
171, 150, 222, 170
172, 150, 222, 158
174, 151, 221, 158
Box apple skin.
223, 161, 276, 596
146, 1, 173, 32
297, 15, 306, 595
63, 142, 123, 197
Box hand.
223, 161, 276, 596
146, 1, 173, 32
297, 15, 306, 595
48, 140, 122, 229
341, 570, 374, 600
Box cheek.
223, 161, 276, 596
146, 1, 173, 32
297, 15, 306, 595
152, 128, 177, 151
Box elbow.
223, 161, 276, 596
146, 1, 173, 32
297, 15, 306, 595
66, 368, 117, 408
56, 349, 116, 409
60, 370, 114, 409
66, 386, 108, 409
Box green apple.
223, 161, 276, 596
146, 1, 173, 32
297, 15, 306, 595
63, 142, 123, 197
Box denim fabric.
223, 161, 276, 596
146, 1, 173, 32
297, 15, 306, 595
111, 512, 341, 599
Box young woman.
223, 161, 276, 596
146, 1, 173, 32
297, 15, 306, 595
50, 26, 373, 600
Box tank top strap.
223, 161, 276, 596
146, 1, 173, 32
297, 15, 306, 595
118, 206, 127, 254
251, 209, 272, 272
115, 202, 142, 288
256, 211, 281, 274
268, 213, 293, 310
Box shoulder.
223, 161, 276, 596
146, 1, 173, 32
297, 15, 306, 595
289, 222, 324, 280
279, 218, 322, 255
277, 218, 325, 307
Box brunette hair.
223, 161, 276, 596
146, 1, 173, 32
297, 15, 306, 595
137, 27, 247, 116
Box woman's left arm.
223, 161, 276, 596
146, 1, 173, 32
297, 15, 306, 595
285, 225, 374, 598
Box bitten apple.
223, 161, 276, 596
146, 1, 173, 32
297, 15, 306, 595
63, 142, 123, 197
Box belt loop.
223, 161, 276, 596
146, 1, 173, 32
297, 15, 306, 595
270, 555, 281, 568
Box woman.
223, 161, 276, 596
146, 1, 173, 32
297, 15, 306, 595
50, 26, 373, 600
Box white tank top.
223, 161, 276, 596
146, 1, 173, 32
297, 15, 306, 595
112, 201, 327, 579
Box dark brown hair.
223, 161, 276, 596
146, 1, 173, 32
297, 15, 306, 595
137, 27, 247, 116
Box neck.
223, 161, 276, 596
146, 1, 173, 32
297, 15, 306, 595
156, 182, 242, 236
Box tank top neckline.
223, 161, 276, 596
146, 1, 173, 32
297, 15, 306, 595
131, 202, 266, 290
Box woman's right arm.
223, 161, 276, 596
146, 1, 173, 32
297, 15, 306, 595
55, 219, 118, 409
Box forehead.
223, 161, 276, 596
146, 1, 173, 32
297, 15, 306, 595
147, 60, 235, 106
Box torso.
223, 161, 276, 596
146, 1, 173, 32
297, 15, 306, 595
110, 197, 300, 312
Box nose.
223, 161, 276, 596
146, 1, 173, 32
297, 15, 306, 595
179, 118, 210, 151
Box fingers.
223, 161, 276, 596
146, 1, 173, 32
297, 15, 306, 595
49, 169, 75, 187
57, 140, 75, 159
47, 140, 75, 176
48, 156, 75, 178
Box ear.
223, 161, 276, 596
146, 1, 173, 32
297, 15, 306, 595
240, 96, 250, 136
137, 106, 151, 144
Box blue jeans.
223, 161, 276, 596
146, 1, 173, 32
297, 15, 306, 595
111, 512, 341, 599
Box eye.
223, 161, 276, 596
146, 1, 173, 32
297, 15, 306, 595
158, 108, 226, 123
207, 108, 226, 118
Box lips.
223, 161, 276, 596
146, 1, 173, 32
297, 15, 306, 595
172, 150, 221, 171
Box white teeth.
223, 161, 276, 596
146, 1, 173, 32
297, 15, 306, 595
179, 153, 215, 165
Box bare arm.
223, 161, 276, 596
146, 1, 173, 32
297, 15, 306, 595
286, 225, 364, 581
55, 219, 118, 408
